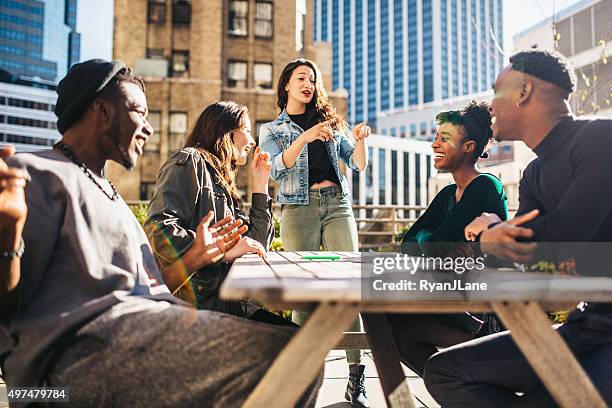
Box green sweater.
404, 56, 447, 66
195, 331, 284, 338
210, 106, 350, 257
402, 173, 508, 255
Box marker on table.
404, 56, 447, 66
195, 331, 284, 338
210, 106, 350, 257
302, 255, 342, 261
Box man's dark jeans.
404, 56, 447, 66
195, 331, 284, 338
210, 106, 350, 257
423, 310, 612, 407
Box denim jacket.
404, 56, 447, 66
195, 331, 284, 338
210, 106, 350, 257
259, 110, 361, 204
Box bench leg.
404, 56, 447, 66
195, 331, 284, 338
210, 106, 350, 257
362, 313, 416, 408
243, 302, 359, 408
492, 301, 607, 408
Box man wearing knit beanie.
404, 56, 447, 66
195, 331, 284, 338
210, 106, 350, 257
52, 58, 149, 172
0, 59, 323, 406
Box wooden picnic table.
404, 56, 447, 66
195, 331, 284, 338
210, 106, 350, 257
220, 251, 612, 408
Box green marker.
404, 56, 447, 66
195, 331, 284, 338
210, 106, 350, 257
302, 255, 342, 261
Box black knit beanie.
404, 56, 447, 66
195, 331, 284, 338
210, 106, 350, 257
55, 59, 127, 134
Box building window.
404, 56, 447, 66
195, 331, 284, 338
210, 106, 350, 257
594, 2, 612, 47
391, 151, 398, 205
410, 124, 417, 138
4, 134, 55, 146
420, 122, 428, 138
365, 146, 373, 217
573, 8, 593, 54
169, 112, 187, 151
352, 170, 360, 205
6, 97, 53, 111
379, 149, 386, 204
295, 0, 305, 49
145, 111, 161, 152
229, 0, 248, 36
172, 0, 191, 24
227, 60, 247, 88
148, 0, 166, 23
254, 62, 272, 89
255, 1, 274, 38
6, 115, 56, 129
146, 48, 165, 59
171, 50, 189, 77
426, 155, 432, 204
415, 153, 421, 207
403, 152, 410, 205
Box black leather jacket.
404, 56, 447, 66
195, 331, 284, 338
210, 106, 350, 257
145, 147, 274, 316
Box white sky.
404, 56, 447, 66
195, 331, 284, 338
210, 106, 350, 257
76, 0, 585, 63
76, 0, 113, 61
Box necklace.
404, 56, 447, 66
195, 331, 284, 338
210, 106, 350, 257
54, 141, 119, 201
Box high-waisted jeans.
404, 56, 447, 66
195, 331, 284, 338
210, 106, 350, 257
281, 186, 362, 364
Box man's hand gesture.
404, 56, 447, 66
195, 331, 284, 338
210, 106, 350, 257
480, 210, 540, 263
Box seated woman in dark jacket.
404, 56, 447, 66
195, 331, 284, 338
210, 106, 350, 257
145, 101, 288, 324
390, 101, 508, 376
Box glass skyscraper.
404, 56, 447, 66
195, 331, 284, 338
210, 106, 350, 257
0, 0, 80, 84
0, 0, 79, 152
314, 0, 504, 127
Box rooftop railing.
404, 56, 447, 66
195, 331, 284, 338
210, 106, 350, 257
130, 201, 517, 251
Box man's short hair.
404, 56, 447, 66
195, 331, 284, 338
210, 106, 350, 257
509, 50, 576, 95
97, 68, 146, 105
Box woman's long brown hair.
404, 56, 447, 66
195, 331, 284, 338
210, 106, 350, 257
183, 101, 247, 202
276, 58, 348, 133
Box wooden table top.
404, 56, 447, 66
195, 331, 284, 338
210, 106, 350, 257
220, 252, 612, 310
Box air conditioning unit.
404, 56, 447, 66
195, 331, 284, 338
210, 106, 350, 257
134, 58, 168, 78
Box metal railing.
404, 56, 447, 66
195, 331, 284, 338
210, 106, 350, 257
129, 200, 516, 251
351, 204, 425, 249
130, 200, 425, 250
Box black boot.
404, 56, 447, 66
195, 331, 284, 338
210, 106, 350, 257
345, 364, 369, 408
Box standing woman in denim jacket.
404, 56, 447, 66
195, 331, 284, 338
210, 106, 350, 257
259, 59, 371, 408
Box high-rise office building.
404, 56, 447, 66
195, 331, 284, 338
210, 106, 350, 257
0, 79, 58, 151
0, 0, 79, 152
346, 133, 435, 213
0, 0, 80, 84
313, 0, 504, 127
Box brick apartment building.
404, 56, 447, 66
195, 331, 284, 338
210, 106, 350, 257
110, 0, 346, 200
